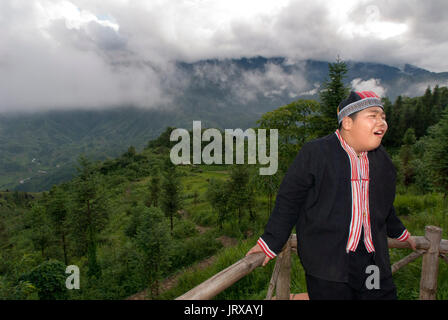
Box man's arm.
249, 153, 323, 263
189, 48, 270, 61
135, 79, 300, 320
386, 205, 416, 250
253, 142, 316, 262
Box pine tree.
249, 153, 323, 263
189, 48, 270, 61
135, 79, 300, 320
70, 155, 109, 279
414, 100, 426, 138
160, 157, 182, 235
28, 203, 53, 258
318, 57, 350, 136
422, 86, 433, 129
134, 206, 171, 298
424, 109, 448, 199
148, 173, 160, 207
399, 128, 416, 187
402, 101, 414, 132
439, 87, 448, 112
228, 165, 251, 225
432, 85, 442, 121
46, 185, 71, 265
206, 178, 231, 230
252, 167, 281, 217
389, 95, 405, 147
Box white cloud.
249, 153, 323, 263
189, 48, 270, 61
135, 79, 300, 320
338, 5, 408, 40
233, 63, 308, 102
403, 80, 448, 97
351, 78, 387, 97
0, 0, 447, 112
36, 0, 119, 32
299, 83, 320, 96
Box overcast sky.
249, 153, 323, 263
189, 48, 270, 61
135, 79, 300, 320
1, 0, 447, 112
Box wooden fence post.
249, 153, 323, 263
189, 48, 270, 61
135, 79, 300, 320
275, 236, 291, 300
419, 225, 442, 300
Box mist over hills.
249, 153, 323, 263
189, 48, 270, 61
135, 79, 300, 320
2, 56, 448, 191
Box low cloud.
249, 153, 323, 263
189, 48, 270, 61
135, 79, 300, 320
351, 78, 387, 97
403, 80, 448, 98
180, 59, 309, 104
233, 63, 308, 102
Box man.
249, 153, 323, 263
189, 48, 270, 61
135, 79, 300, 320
246, 91, 416, 300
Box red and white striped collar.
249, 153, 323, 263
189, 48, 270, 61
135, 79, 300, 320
335, 128, 375, 253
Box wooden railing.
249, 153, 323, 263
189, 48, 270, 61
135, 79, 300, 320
176, 225, 448, 300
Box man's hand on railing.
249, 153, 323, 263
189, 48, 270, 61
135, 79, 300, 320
407, 235, 417, 251
246, 243, 272, 266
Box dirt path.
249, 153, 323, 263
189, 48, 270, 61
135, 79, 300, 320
126, 230, 237, 300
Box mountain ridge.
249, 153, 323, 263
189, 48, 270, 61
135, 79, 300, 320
1, 57, 448, 191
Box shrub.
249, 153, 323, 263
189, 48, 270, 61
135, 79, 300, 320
173, 219, 198, 239
170, 233, 222, 270
394, 193, 440, 216
19, 260, 68, 300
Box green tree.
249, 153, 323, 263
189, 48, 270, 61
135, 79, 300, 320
125, 204, 144, 238
148, 173, 160, 207
206, 178, 231, 230
410, 138, 433, 194
147, 126, 177, 151
420, 86, 434, 131
399, 128, 417, 188
388, 95, 405, 147
134, 206, 171, 298
414, 99, 426, 138
228, 165, 251, 225
125, 145, 136, 158
20, 260, 68, 300
256, 99, 320, 173
70, 155, 109, 279
431, 85, 443, 121
28, 203, 53, 259
45, 185, 71, 265
402, 100, 414, 133
424, 109, 448, 199
160, 157, 182, 235
252, 169, 281, 217
318, 57, 350, 136
245, 168, 258, 223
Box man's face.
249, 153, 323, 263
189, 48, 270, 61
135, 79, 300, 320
349, 106, 388, 152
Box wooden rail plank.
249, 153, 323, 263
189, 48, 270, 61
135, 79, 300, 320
388, 237, 448, 254
176, 252, 265, 300
440, 254, 448, 264
391, 250, 425, 274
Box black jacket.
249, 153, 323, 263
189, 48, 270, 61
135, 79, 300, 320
260, 132, 407, 282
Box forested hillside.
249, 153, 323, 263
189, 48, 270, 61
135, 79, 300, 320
1, 60, 448, 300
3, 57, 448, 192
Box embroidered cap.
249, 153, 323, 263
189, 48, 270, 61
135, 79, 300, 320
337, 91, 383, 125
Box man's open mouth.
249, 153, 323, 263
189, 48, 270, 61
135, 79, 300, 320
374, 130, 385, 136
